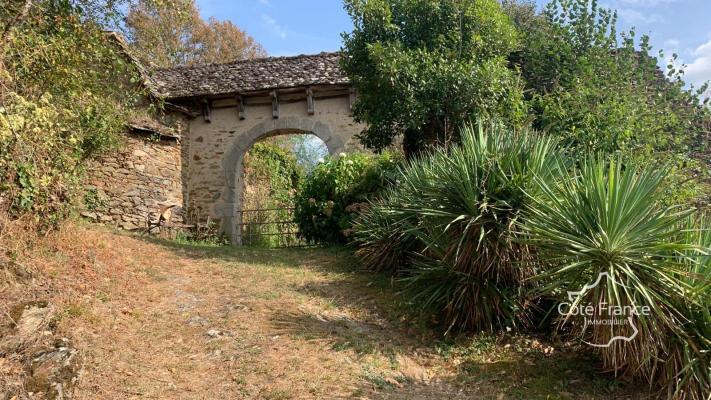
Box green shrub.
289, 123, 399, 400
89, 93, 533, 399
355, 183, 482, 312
342, 0, 526, 155
509, 0, 711, 204
523, 157, 709, 399
1, 2, 145, 227
82, 187, 107, 211
244, 142, 302, 205
242, 141, 302, 247
351, 196, 420, 273
294, 151, 401, 244
0, 93, 80, 224
354, 125, 709, 396
354, 122, 567, 332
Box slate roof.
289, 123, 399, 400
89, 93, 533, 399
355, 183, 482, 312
128, 117, 180, 139
151, 52, 348, 99
105, 32, 163, 98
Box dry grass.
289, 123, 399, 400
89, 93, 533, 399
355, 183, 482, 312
1, 220, 652, 399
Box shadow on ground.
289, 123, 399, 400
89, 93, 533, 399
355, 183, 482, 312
140, 233, 348, 268
135, 234, 652, 400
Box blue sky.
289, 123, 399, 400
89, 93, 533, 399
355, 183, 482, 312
195, 0, 711, 92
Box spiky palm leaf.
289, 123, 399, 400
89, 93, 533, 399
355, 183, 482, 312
523, 157, 706, 396
355, 121, 566, 332
659, 215, 711, 400
352, 194, 420, 273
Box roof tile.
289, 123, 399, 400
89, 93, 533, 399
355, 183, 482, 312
151, 52, 348, 99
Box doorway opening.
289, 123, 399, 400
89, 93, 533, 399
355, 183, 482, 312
240, 133, 328, 247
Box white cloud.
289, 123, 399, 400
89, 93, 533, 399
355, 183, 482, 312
684, 38, 711, 93
261, 14, 287, 40
618, 0, 677, 5
616, 8, 663, 24
660, 38, 681, 61
258, 0, 269, 5
663, 39, 680, 49
692, 40, 711, 58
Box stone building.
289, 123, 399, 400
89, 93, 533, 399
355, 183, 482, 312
85, 52, 364, 244
82, 118, 187, 230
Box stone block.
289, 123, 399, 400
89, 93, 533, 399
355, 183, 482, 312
80, 211, 98, 220
121, 222, 138, 231
24, 339, 82, 400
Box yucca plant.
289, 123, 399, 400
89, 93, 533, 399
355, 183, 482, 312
352, 195, 420, 273
523, 157, 706, 396
659, 215, 711, 400
355, 121, 567, 332
353, 150, 445, 273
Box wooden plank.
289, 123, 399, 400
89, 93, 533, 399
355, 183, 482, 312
165, 102, 200, 118
210, 90, 349, 108
169, 84, 351, 102
236, 95, 246, 120
238, 221, 297, 226
349, 87, 357, 113
202, 99, 212, 123
239, 84, 349, 97
270, 90, 279, 119
306, 88, 315, 115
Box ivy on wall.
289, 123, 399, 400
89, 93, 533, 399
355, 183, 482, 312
1, 1, 148, 228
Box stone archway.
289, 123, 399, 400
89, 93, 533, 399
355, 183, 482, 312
220, 117, 346, 244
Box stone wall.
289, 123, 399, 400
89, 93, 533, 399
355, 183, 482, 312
184, 96, 364, 231
81, 91, 365, 242
82, 133, 184, 230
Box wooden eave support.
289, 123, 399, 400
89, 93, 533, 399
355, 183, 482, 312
165, 102, 200, 119
236, 95, 246, 120
349, 87, 357, 114
202, 99, 212, 123
271, 90, 279, 119
306, 88, 315, 115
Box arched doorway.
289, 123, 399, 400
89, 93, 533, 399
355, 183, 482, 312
241, 133, 328, 246
221, 117, 346, 244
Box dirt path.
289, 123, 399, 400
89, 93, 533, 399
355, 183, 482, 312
64, 234, 458, 399
16, 226, 643, 399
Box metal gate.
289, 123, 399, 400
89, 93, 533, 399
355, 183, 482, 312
238, 207, 311, 248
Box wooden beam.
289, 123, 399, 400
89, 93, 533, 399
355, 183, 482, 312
306, 88, 315, 115
349, 87, 357, 113
202, 99, 212, 123
270, 90, 279, 119
236, 95, 246, 120
165, 102, 200, 119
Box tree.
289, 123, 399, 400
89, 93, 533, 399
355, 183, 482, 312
1, 0, 146, 225
341, 0, 526, 156
1, 1, 33, 51
124, 0, 266, 68
506, 0, 710, 203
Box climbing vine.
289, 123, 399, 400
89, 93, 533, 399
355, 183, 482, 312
1, 1, 147, 228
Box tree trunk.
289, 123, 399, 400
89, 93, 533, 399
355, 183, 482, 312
402, 118, 451, 159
